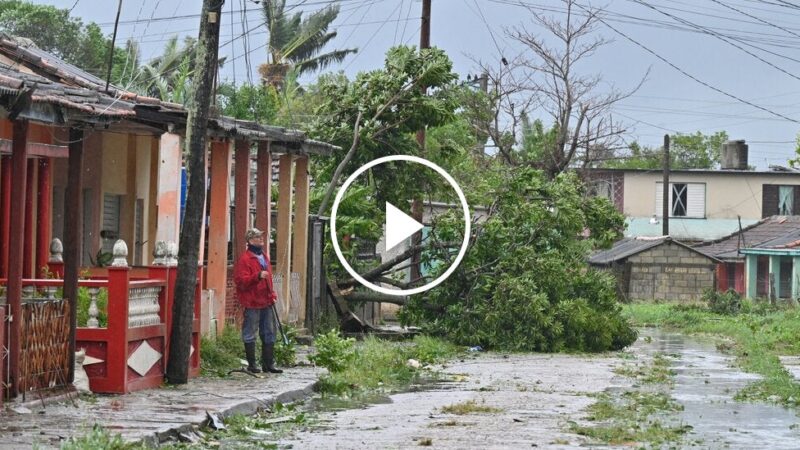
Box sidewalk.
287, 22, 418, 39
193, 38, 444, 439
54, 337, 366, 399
0, 365, 324, 449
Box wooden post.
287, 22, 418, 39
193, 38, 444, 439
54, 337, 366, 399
233, 139, 250, 262
0, 156, 9, 278
7, 120, 28, 397
255, 141, 271, 234
23, 159, 34, 278
292, 156, 310, 323
276, 154, 294, 320
36, 158, 51, 276
167, 0, 225, 384
662, 134, 670, 236
207, 140, 232, 335
63, 127, 84, 384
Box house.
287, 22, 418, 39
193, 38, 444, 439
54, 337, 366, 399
695, 216, 800, 300
588, 236, 721, 302
0, 34, 336, 400
586, 140, 800, 241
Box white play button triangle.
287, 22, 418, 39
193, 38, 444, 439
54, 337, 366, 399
385, 202, 424, 252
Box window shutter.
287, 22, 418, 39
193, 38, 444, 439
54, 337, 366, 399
686, 184, 705, 218
793, 186, 800, 216
762, 184, 779, 218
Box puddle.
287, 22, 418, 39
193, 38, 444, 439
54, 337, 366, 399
637, 329, 800, 449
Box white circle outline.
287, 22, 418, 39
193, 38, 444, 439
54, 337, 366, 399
330, 155, 471, 296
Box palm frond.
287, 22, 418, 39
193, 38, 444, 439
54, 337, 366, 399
295, 48, 358, 75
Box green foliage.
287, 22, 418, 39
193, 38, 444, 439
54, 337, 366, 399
308, 329, 355, 373
200, 326, 244, 377
704, 288, 743, 315
274, 324, 297, 367
76, 287, 108, 328
217, 82, 280, 123
258, 0, 357, 84
605, 131, 728, 170
60, 424, 143, 450
315, 335, 459, 396
403, 169, 636, 352
0, 1, 120, 79
310, 46, 460, 210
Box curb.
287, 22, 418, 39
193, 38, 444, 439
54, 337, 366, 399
138, 381, 319, 446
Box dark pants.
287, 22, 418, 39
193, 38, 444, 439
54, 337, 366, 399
242, 306, 276, 344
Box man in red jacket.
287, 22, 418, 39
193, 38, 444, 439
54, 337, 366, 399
234, 228, 283, 374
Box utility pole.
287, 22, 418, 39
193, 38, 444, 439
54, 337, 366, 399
411, 0, 431, 283
166, 0, 224, 384
662, 134, 670, 236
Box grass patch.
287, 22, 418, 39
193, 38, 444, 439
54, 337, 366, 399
571, 391, 689, 446
200, 325, 298, 377
440, 399, 501, 415
624, 302, 800, 406
614, 352, 675, 385
314, 333, 460, 396
60, 424, 145, 450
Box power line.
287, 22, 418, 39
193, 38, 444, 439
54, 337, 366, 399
564, 1, 800, 124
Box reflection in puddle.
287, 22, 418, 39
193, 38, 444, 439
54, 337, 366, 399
637, 329, 800, 449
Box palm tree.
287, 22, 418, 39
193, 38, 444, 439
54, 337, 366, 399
258, 0, 357, 87
131, 36, 198, 103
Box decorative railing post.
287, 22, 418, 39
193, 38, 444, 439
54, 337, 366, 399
148, 241, 176, 362
86, 287, 100, 328
48, 238, 64, 278
105, 239, 130, 393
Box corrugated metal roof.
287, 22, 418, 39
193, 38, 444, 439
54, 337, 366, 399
589, 236, 721, 265
694, 216, 800, 260
588, 237, 667, 265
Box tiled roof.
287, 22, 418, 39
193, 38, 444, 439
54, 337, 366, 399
0, 34, 338, 155
694, 216, 800, 260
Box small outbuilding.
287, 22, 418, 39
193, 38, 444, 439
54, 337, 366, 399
589, 236, 721, 302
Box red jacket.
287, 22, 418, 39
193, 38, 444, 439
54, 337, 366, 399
233, 250, 277, 309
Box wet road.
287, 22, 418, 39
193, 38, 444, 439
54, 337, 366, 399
275, 331, 800, 449
637, 330, 800, 449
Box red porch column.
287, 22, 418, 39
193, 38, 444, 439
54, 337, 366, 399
255, 142, 271, 234
233, 140, 250, 262
207, 140, 232, 334
0, 156, 10, 278
63, 128, 84, 384
106, 265, 130, 393
36, 158, 51, 276
22, 159, 34, 278
8, 119, 28, 398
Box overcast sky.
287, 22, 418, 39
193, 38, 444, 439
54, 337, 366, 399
32, 0, 800, 168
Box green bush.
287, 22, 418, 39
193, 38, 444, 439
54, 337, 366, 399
200, 326, 243, 377
402, 170, 637, 352
275, 324, 297, 367
76, 287, 108, 328
308, 329, 355, 373
703, 288, 742, 315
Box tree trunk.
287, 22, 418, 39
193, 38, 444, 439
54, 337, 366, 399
166, 0, 224, 384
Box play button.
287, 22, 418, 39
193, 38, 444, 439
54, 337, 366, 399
385, 202, 424, 252
330, 155, 471, 296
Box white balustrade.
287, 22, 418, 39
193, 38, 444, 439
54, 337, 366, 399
86, 287, 100, 328
128, 286, 162, 328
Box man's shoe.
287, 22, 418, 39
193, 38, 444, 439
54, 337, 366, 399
245, 342, 261, 374
262, 342, 284, 374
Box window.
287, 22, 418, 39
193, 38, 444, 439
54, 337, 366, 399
762, 185, 798, 217
779, 186, 794, 215
655, 182, 705, 218
672, 183, 687, 217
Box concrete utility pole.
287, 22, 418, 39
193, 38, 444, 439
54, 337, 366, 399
166, 0, 224, 384
662, 134, 670, 236
411, 0, 431, 283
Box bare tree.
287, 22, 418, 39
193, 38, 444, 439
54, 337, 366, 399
468, 0, 645, 177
